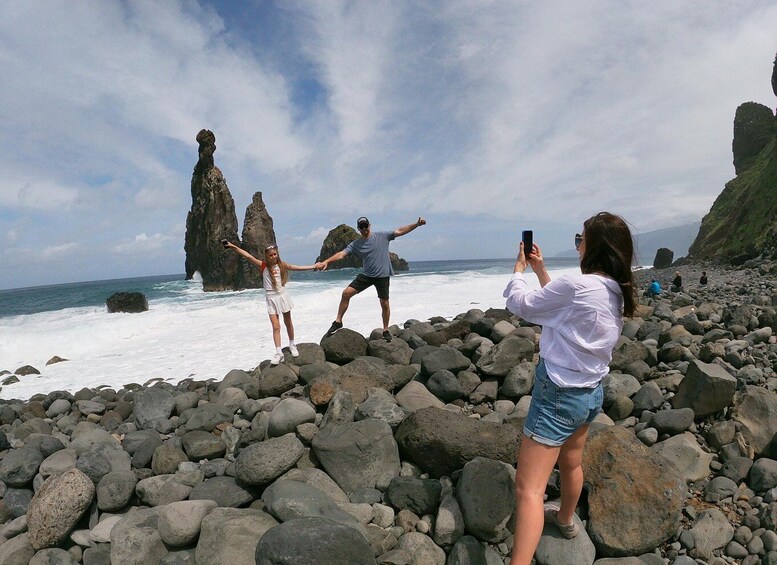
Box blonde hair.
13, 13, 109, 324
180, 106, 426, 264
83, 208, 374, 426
263, 247, 288, 290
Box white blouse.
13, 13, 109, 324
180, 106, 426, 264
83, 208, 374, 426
503, 272, 623, 388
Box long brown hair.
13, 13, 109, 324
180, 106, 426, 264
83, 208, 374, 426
580, 212, 636, 317
263, 247, 289, 290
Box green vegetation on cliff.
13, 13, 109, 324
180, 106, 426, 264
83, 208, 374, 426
689, 134, 777, 262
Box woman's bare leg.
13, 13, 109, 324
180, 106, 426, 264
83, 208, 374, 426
556, 424, 590, 524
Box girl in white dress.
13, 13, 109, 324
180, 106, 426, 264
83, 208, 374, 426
224, 242, 315, 365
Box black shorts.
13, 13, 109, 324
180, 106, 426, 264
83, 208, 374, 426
348, 274, 390, 300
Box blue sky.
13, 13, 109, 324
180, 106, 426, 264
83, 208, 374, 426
1, 1, 776, 290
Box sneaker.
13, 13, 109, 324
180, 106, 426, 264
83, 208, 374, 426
270, 353, 282, 366
382, 330, 392, 342
544, 504, 579, 539
324, 321, 343, 338
289, 344, 299, 357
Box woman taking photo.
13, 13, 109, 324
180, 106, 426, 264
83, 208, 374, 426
224, 241, 316, 365
503, 212, 636, 564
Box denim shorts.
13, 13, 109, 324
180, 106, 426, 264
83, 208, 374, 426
523, 359, 604, 447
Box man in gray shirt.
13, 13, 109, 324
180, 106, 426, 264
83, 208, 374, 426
316, 216, 426, 341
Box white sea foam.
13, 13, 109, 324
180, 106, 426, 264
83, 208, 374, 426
0, 266, 582, 400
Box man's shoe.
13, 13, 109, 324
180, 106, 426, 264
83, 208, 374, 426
289, 344, 299, 357
382, 330, 392, 342
324, 321, 343, 338
544, 504, 579, 539
270, 353, 282, 366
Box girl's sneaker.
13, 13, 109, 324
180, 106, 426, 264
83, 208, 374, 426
271, 353, 283, 366
544, 504, 579, 539
289, 344, 299, 357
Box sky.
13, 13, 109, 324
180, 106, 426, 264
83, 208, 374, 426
1, 1, 776, 290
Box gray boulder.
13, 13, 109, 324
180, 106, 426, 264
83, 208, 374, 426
631, 381, 663, 414
426, 369, 465, 402
261, 480, 365, 534
267, 398, 316, 438
133, 387, 175, 429
750, 458, 777, 492
499, 362, 534, 399
110, 507, 167, 565
456, 458, 515, 543
96, 470, 137, 511
355, 388, 406, 428
446, 535, 502, 565
583, 426, 687, 556
732, 386, 777, 458
257, 364, 298, 397
312, 419, 400, 492
395, 381, 445, 412
368, 339, 413, 365
652, 433, 712, 482
535, 511, 596, 565
0, 447, 44, 487
158, 500, 218, 547
385, 476, 442, 516
235, 433, 305, 485
421, 346, 472, 376
196, 507, 279, 565
321, 328, 369, 364
188, 476, 255, 507
434, 492, 465, 548
690, 508, 734, 553
255, 517, 376, 564
475, 336, 534, 377
27, 469, 95, 550
671, 359, 737, 417
395, 407, 518, 478
181, 430, 226, 460
396, 531, 446, 564
650, 408, 695, 435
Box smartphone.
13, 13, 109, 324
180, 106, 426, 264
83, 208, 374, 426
522, 230, 533, 257
221, 239, 229, 249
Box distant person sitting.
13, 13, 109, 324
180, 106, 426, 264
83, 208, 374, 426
699, 271, 708, 285
671, 271, 682, 292
646, 279, 661, 297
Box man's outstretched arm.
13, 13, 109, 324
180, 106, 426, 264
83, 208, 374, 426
393, 217, 426, 238
315, 250, 348, 271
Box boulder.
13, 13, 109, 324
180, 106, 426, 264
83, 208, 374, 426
158, 500, 218, 547
133, 387, 176, 430
446, 536, 502, 565
689, 508, 734, 553
652, 433, 712, 482
368, 339, 413, 365
312, 419, 400, 492
96, 470, 137, 511
255, 517, 376, 564
235, 434, 305, 485
385, 476, 442, 516
456, 458, 515, 543
256, 364, 298, 397
582, 426, 687, 557
181, 430, 226, 460
196, 507, 279, 564
421, 346, 472, 376
396, 531, 446, 565
434, 493, 465, 548
188, 476, 255, 507
106, 292, 148, 313
535, 511, 596, 565
110, 507, 167, 565
395, 381, 445, 412
653, 248, 673, 269
671, 359, 737, 417
0, 447, 44, 487
732, 386, 777, 457
267, 398, 316, 438
395, 407, 519, 478
475, 336, 535, 377
322, 358, 394, 403
321, 328, 369, 364
27, 469, 95, 550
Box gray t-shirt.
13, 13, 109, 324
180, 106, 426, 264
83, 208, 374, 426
344, 231, 396, 278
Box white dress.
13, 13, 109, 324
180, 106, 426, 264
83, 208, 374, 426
262, 264, 294, 315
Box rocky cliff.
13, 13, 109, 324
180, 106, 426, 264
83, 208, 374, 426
240, 192, 277, 289
184, 130, 277, 290
687, 61, 777, 264
184, 130, 241, 291
316, 224, 409, 271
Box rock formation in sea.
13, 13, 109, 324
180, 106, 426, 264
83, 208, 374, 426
239, 192, 277, 289
184, 131, 277, 291
184, 130, 242, 291
316, 224, 409, 271
688, 55, 777, 264
105, 292, 148, 313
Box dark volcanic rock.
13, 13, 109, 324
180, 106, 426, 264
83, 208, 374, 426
395, 407, 519, 478
653, 248, 674, 269
184, 129, 242, 291
106, 292, 148, 313
583, 426, 687, 557
732, 101, 776, 175
239, 191, 277, 289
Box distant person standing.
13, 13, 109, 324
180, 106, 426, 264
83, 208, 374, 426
700, 271, 708, 285
671, 271, 682, 292
223, 241, 316, 365
316, 216, 426, 341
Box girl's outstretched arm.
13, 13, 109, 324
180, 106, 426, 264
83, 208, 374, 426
225, 242, 264, 269
285, 262, 316, 271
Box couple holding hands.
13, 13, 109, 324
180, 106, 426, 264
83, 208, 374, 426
223, 215, 426, 365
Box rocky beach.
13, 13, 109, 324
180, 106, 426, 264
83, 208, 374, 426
0, 261, 775, 565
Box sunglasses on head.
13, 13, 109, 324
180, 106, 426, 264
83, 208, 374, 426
574, 234, 583, 250
265, 244, 277, 251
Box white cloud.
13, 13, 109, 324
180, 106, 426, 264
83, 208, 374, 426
114, 233, 175, 254
42, 243, 78, 258
293, 226, 330, 242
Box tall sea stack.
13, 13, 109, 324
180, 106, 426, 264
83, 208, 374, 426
240, 192, 277, 288
184, 130, 241, 291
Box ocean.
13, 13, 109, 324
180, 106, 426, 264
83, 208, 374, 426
0, 258, 583, 400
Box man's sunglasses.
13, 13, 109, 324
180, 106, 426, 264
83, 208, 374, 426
574, 234, 583, 250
